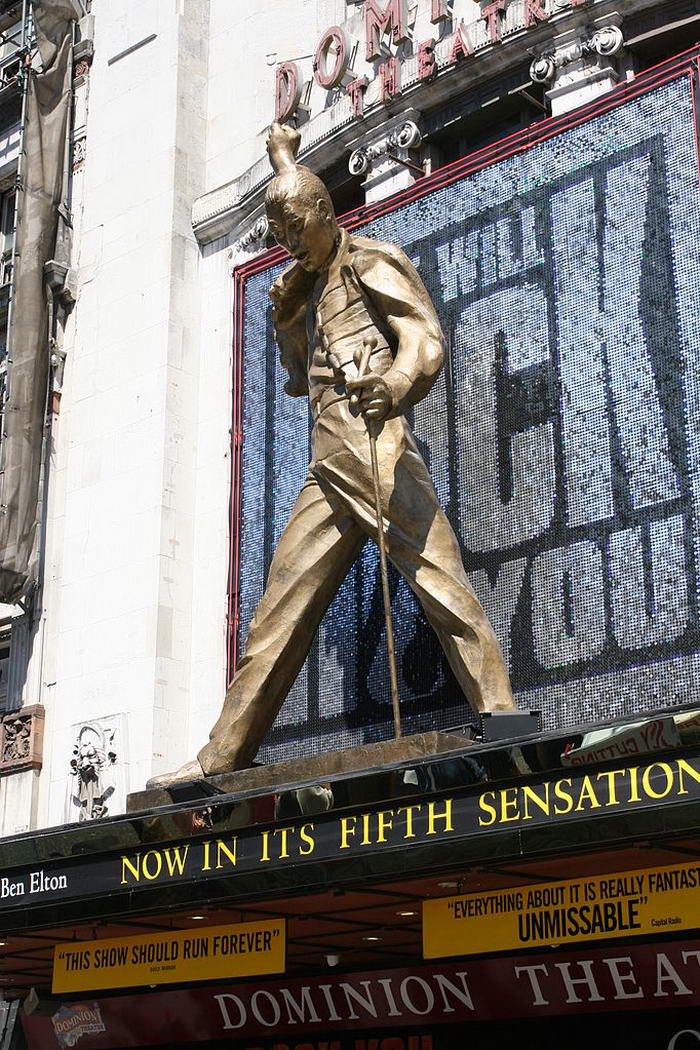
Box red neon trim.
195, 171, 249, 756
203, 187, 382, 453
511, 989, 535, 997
230, 275, 239, 672
227, 270, 246, 682
693, 60, 700, 192
231, 278, 240, 676
226, 45, 700, 684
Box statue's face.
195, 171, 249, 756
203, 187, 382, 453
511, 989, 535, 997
267, 197, 337, 272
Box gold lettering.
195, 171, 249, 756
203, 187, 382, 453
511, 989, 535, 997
274, 827, 294, 859
121, 855, 140, 885
142, 850, 162, 880
575, 776, 601, 811
676, 758, 700, 796
427, 799, 454, 835
164, 845, 189, 877
361, 812, 371, 846
642, 761, 674, 799
377, 809, 394, 842
201, 841, 212, 871
522, 783, 550, 820
478, 792, 497, 827
260, 830, 271, 862
553, 779, 573, 815
299, 823, 315, 855
339, 815, 357, 849
215, 839, 237, 869
499, 788, 520, 823
628, 766, 641, 803
595, 769, 626, 806
397, 804, 422, 838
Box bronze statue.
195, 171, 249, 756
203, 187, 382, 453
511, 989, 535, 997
152, 124, 515, 786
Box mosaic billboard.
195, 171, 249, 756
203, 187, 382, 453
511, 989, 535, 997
232, 57, 700, 761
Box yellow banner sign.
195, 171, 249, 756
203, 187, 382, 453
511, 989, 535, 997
423, 862, 700, 958
52, 919, 285, 993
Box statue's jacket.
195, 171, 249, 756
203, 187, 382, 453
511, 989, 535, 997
269, 230, 445, 415
268, 228, 449, 526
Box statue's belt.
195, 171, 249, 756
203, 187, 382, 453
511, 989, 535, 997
309, 338, 390, 420
310, 385, 348, 421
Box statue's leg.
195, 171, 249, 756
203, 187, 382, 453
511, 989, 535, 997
314, 408, 515, 715
384, 442, 515, 714
198, 474, 364, 775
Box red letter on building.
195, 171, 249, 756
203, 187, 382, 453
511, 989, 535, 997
313, 26, 350, 89
448, 22, 473, 63
481, 0, 506, 43
379, 56, 401, 101
525, 0, 549, 25
417, 38, 438, 80
347, 75, 369, 117
365, 0, 409, 61
275, 62, 302, 122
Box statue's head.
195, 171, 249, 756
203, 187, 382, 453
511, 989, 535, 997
265, 123, 339, 272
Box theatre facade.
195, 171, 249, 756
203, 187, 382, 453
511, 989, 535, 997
3, 0, 700, 1047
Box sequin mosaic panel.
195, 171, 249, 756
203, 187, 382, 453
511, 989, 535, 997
237, 73, 700, 762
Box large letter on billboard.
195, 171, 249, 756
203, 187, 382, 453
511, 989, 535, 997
531, 542, 606, 668
550, 156, 680, 529
453, 284, 555, 552
609, 516, 688, 649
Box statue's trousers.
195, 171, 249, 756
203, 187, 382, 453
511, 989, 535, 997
199, 400, 515, 775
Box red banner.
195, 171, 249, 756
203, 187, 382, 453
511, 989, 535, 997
23, 938, 700, 1049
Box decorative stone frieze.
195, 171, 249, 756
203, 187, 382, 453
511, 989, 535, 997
0, 705, 44, 774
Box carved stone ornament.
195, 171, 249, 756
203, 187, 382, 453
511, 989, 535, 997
530, 24, 624, 84
590, 24, 624, 57
530, 54, 556, 83
72, 137, 86, 172
69, 723, 117, 821
348, 118, 423, 175
0, 705, 45, 775
234, 214, 270, 255
391, 120, 422, 150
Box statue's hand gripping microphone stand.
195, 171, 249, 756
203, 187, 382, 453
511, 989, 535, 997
351, 336, 402, 738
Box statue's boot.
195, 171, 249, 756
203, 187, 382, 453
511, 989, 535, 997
146, 758, 205, 789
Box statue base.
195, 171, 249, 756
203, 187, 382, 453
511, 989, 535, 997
480, 710, 541, 741
127, 730, 472, 813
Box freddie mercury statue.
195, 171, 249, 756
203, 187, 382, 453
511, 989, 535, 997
153, 123, 515, 786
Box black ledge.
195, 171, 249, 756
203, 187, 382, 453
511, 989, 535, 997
3, 701, 700, 869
